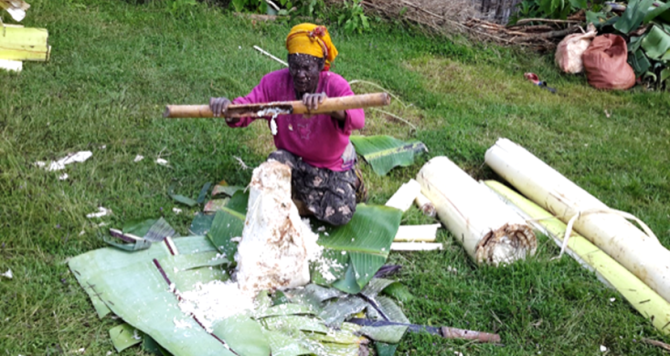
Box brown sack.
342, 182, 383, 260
555, 24, 597, 74
582, 34, 636, 90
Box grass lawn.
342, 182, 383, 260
1, 0, 669, 355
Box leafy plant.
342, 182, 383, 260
291, 0, 326, 18
231, 0, 266, 13
513, 0, 591, 21
166, 0, 197, 18
588, 0, 670, 89
337, 0, 370, 34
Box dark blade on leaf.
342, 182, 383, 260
374, 265, 402, 278
170, 194, 197, 207
196, 181, 212, 204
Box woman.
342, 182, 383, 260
209, 23, 366, 226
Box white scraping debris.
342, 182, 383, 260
134, 155, 144, 162
235, 160, 322, 295
270, 117, 278, 135
46, 151, 93, 171
1, 269, 13, 279
177, 281, 255, 332
86, 207, 112, 218
156, 158, 169, 166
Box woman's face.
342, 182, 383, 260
288, 54, 324, 95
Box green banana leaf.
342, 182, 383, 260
314, 204, 402, 294
285, 284, 344, 312
69, 237, 237, 355
123, 218, 158, 237
629, 48, 652, 75
260, 316, 362, 356
212, 185, 244, 197
318, 296, 368, 326
629, 36, 643, 53
642, 25, 670, 59
71, 233, 373, 356
359, 325, 407, 344
376, 296, 409, 323
375, 342, 399, 356
261, 329, 312, 356
360, 278, 396, 298
256, 303, 317, 318
644, 0, 670, 23
614, 0, 656, 34
207, 207, 245, 260
211, 316, 271, 356
360, 296, 409, 344
89, 261, 237, 356
109, 323, 142, 352
142, 335, 167, 356
189, 213, 214, 236
350, 135, 427, 176
662, 68, 670, 83
226, 190, 250, 215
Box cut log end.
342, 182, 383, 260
382, 92, 392, 106
476, 223, 537, 266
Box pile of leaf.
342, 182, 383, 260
70, 186, 414, 356
586, 0, 670, 88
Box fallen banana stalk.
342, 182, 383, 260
485, 138, 670, 303
385, 179, 421, 212
0, 58, 21, 72
416, 156, 536, 266
414, 192, 436, 217
0, 25, 50, 62
393, 224, 440, 242
484, 180, 670, 335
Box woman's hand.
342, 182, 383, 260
209, 97, 239, 124
302, 92, 346, 121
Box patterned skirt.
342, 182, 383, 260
268, 150, 367, 226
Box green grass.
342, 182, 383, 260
1, 0, 670, 355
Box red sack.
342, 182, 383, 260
582, 34, 636, 90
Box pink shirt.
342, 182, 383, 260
227, 68, 365, 172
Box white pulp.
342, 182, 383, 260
235, 160, 321, 295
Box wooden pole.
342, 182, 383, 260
163, 92, 391, 118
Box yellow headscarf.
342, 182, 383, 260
286, 23, 338, 71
